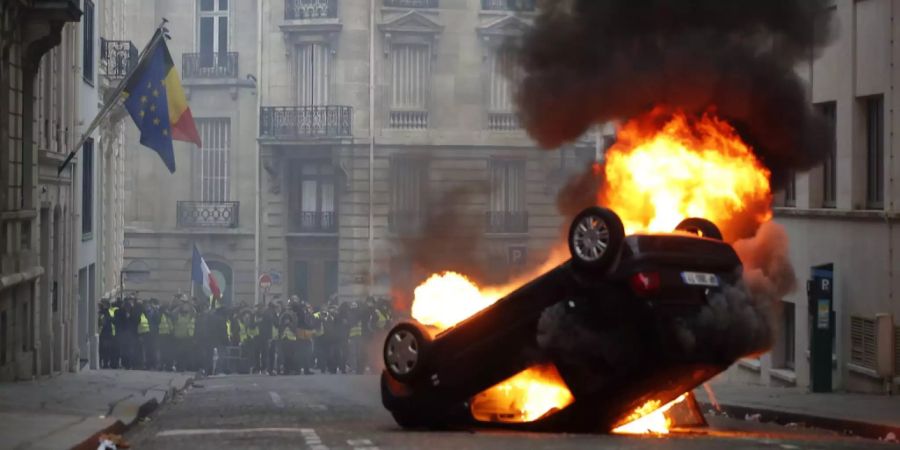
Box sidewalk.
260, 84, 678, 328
694, 378, 900, 440
0, 370, 194, 450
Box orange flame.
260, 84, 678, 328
612, 394, 689, 435
470, 364, 575, 423
601, 109, 772, 239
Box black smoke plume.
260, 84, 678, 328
514, 0, 836, 187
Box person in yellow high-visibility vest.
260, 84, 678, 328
238, 309, 259, 373
157, 299, 175, 371
98, 299, 115, 369
280, 312, 299, 375
172, 302, 196, 371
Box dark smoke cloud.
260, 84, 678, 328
514, 0, 836, 187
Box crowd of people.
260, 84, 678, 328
97, 293, 395, 375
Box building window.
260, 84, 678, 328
291, 261, 309, 302
389, 156, 428, 233
817, 102, 836, 208
864, 96, 884, 209
487, 48, 521, 130
82, 0, 94, 83
487, 159, 527, 233
198, 0, 230, 67
82, 139, 94, 238
390, 44, 430, 129
850, 316, 876, 370
289, 161, 336, 233
296, 43, 331, 106
784, 171, 796, 207
196, 118, 230, 202
781, 301, 795, 369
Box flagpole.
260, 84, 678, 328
57, 19, 170, 176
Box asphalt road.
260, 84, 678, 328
126, 374, 892, 450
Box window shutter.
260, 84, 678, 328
850, 316, 877, 369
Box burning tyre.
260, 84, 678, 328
382, 206, 755, 433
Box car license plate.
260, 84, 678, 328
681, 271, 719, 287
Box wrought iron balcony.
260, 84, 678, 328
100, 38, 138, 81
389, 211, 426, 235
481, 0, 536, 11
285, 0, 338, 20
384, 0, 439, 8
182, 52, 239, 79
259, 106, 352, 139
177, 201, 240, 229
486, 211, 528, 234
291, 211, 337, 233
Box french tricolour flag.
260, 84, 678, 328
192, 244, 221, 298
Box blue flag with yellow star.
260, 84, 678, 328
124, 39, 201, 173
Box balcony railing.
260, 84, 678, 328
182, 52, 239, 79
390, 110, 428, 129
100, 38, 138, 80
486, 211, 528, 234
384, 0, 439, 8
291, 211, 337, 233
285, 0, 338, 20
259, 106, 352, 139
488, 112, 520, 130
481, 0, 536, 11
177, 201, 240, 229
389, 211, 426, 235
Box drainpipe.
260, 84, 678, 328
368, 0, 375, 294
254, 0, 264, 304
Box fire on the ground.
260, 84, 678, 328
409, 110, 772, 434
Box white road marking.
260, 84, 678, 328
269, 391, 284, 408
302, 428, 329, 450
348, 438, 379, 450
156, 428, 308, 437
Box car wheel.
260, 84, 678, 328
568, 207, 625, 273
675, 218, 723, 240
383, 321, 432, 384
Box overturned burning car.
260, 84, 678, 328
381, 206, 768, 432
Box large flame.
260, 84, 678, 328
612, 394, 688, 435
601, 109, 772, 239
470, 364, 575, 423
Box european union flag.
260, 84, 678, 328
124, 39, 201, 173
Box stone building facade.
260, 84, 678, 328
0, 0, 82, 381
122, 0, 593, 307
719, 0, 900, 393
122, 0, 259, 306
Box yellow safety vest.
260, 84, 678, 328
282, 328, 297, 341
159, 315, 172, 335
138, 313, 150, 334
226, 321, 232, 340
376, 310, 388, 330
350, 323, 362, 337
313, 313, 324, 337
173, 315, 195, 338
109, 307, 118, 336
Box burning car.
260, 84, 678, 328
381, 206, 751, 432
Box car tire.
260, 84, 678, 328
383, 321, 432, 384
568, 207, 625, 273
675, 218, 723, 240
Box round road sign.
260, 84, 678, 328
258, 273, 273, 290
